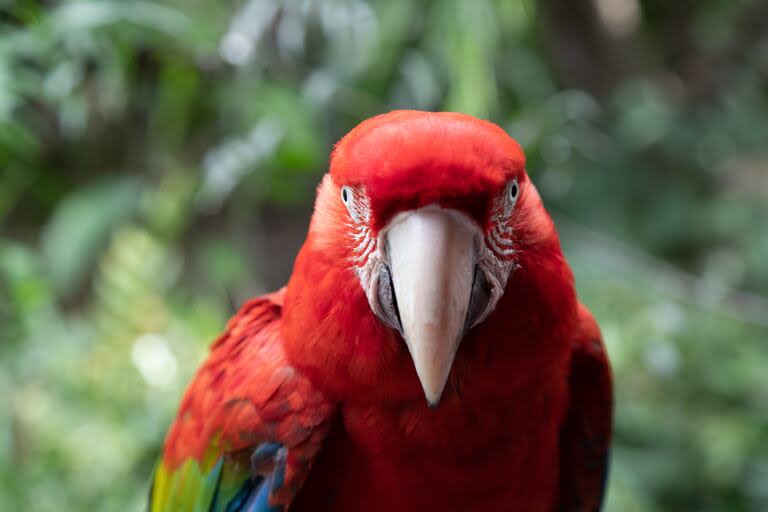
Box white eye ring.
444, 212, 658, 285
507, 179, 520, 206
341, 186, 360, 221
341, 186, 353, 204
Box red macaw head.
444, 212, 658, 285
283, 111, 575, 407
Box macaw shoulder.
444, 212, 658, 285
557, 302, 613, 511
162, 288, 333, 469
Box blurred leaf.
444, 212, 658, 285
50, 1, 190, 37
41, 177, 140, 298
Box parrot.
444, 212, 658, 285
148, 110, 613, 512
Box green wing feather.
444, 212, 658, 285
149, 441, 252, 512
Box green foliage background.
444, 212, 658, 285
1, 0, 767, 510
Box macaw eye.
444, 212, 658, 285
341, 186, 359, 221
506, 179, 519, 206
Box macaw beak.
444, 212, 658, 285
382, 206, 483, 407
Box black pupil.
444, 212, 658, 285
342, 188, 348, 202
510, 183, 517, 198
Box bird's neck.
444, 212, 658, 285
341, 363, 570, 456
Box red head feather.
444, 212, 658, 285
330, 111, 526, 232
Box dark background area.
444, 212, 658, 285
1, 0, 767, 510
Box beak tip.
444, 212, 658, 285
423, 388, 444, 408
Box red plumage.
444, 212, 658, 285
159, 111, 612, 511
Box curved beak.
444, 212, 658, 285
384, 206, 479, 406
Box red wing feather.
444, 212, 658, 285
161, 288, 333, 507
558, 304, 613, 511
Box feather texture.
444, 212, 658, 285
149, 290, 333, 512
558, 304, 613, 511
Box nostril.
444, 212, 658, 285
464, 266, 491, 333
376, 264, 403, 334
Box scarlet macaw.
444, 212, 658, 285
149, 111, 613, 511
